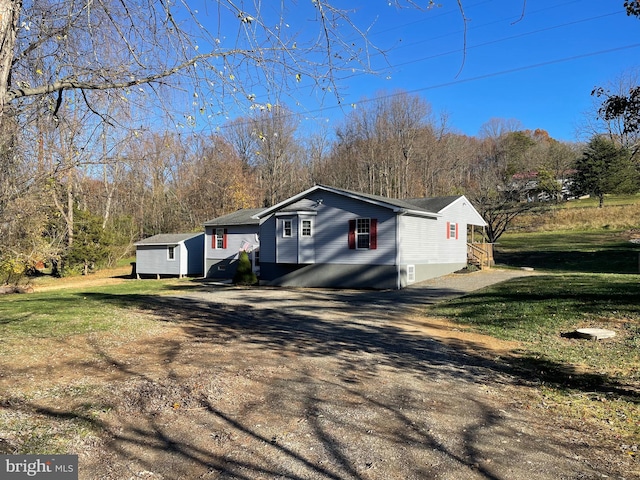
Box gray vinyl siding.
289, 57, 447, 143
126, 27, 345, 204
204, 224, 259, 278
136, 245, 181, 275
276, 215, 299, 263
305, 190, 397, 265
398, 214, 440, 264
136, 234, 204, 277
204, 225, 259, 260
260, 191, 398, 266
183, 235, 204, 275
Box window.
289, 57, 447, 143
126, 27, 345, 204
283, 220, 292, 237
348, 218, 377, 250
167, 246, 175, 260
446, 222, 458, 240
301, 219, 312, 237
356, 218, 370, 249
215, 228, 226, 249
212, 228, 227, 249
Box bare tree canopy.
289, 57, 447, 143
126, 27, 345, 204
0, 0, 438, 125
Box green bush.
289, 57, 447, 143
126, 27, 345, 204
233, 251, 257, 285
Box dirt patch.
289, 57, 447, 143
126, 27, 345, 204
1, 270, 636, 479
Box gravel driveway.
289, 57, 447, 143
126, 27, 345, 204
77, 268, 629, 479
96, 270, 620, 480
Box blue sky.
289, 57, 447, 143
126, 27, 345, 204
189, 1, 639, 143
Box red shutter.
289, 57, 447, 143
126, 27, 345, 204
455, 223, 459, 240
370, 219, 377, 249
212, 230, 217, 249
223, 228, 228, 249
348, 220, 356, 249
446, 221, 450, 239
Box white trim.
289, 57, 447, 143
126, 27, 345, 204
355, 217, 371, 250
300, 218, 313, 237
275, 210, 317, 216
438, 195, 487, 227
282, 219, 292, 237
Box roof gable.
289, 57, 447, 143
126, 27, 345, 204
254, 185, 441, 219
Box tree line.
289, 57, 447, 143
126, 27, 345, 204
0, 1, 638, 282
0, 87, 626, 281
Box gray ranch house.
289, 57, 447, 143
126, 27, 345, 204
135, 232, 204, 278
204, 185, 488, 289
203, 208, 263, 280
255, 185, 487, 289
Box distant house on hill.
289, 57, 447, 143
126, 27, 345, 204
134, 233, 204, 278
510, 170, 576, 202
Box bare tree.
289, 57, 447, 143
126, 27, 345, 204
580, 68, 640, 152
1, 0, 432, 124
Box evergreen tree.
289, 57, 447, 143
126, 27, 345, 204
571, 136, 639, 207
233, 251, 258, 286
65, 209, 111, 275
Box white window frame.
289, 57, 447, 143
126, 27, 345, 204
449, 222, 457, 239
301, 219, 312, 237
167, 246, 176, 261
215, 228, 225, 249
283, 219, 292, 237
356, 218, 371, 249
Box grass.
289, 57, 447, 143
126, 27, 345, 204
0, 279, 184, 338
494, 229, 640, 273
427, 271, 640, 443
2, 199, 640, 454
428, 273, 640, 379
430, 206, 640, 444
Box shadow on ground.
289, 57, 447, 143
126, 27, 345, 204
1, 280, 634, 479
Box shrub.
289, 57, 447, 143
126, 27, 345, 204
233, 251, 257, 285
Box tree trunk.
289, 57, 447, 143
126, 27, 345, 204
0, 0, 21, 118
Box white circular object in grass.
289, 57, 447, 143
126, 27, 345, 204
575, 328, 616, 340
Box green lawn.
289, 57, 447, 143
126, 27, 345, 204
430, 227, 640, 442
563, 194, 640, 208
494, 229, 640, 273
0, 279, 183, 338
427, 271, 640, 442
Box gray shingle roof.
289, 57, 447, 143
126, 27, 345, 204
203, 208, 264, 226
317, 185, 459, 214
403, 196, 462, 213
135, 232, 203, 246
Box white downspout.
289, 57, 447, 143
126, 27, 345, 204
396, 214, 402, 290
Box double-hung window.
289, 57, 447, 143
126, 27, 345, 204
167, 246, 175, 260
215, 228, 226, 249
446, 222, 458, 240
348, 218, 377, 250
356, 218, 370, 249
301, 219, 312, 237
283, 220, 292, 237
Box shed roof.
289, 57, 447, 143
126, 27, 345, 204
135, 232, 203, 246
203, 208, 264, 227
